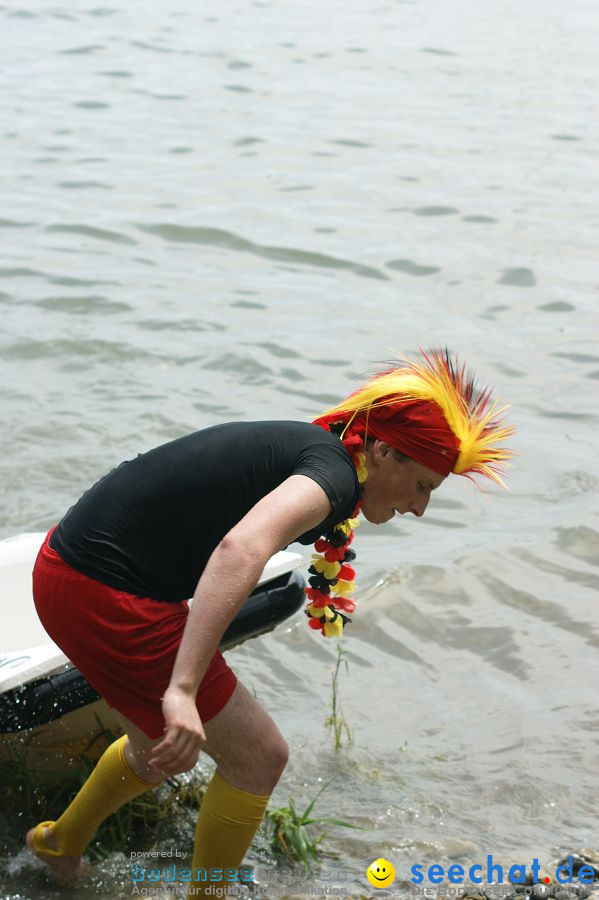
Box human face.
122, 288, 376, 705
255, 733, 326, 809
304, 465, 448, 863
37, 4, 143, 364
360, 441, 446, 524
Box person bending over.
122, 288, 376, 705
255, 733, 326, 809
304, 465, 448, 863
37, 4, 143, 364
27, 349, 513, 893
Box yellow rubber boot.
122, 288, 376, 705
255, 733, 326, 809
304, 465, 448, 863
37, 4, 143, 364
187, 770, 269, 898
29, 734, 157, 857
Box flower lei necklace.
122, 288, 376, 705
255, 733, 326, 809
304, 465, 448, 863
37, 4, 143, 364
304, 428, 367, 638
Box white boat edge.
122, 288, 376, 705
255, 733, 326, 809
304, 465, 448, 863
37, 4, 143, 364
0, 532, 303, 696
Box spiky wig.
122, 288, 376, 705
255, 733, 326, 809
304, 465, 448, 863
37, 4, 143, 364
314, 348, 513, 486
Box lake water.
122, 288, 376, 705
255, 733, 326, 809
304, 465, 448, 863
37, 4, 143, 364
1, 0, 598, 898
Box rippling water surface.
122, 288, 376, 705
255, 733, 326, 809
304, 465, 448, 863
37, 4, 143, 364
1, 0, 598, 897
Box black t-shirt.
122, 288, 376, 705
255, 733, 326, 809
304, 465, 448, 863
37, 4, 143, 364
50, 421, 360, 602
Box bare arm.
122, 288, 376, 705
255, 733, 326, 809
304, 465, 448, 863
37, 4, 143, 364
149, 474, 332, 773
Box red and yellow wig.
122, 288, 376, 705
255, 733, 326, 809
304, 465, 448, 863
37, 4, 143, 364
304, 348, 514, 637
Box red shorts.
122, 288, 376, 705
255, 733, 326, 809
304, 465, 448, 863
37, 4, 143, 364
32, 529, 237, 739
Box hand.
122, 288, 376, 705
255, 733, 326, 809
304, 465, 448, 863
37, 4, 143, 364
148, 686, 207, 775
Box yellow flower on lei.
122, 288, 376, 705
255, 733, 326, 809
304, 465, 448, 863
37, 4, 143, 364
331, 579, 354, 597
310, 556, 341, 580
323, 616, 344, 638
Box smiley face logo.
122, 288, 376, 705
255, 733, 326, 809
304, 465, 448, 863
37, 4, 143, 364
366, 857, 396, 888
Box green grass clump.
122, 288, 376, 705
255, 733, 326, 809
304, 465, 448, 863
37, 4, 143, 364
265, 780, 360, 868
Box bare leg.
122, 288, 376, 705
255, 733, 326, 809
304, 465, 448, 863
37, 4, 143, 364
201, 681, 289, 792
119, 714, 169, 784
187, 682, 288, 896
27, 684, 287, 887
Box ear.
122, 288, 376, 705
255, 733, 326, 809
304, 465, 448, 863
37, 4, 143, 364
372, 439, 392, 461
